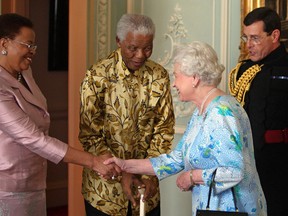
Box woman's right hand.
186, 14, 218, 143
92, 154, 122, 179
104, 156, 126, 170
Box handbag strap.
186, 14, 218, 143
206, 169, 239, 211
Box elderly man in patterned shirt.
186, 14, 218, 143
79, 14, 175, 216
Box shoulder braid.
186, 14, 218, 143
229, 62, 263, 106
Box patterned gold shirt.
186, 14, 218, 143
79, 48, 175, 215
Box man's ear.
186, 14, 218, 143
116, 36, 121, 47
271, 29, 281, 42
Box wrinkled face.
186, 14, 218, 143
2, 27, 36, 73
117, 32, 153, 71
242, 21, 277, 62
172, 63, 195, 102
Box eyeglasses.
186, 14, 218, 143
240, 32, 272, 45
13, 40, 37, 51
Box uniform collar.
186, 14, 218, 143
257, 43, 287, 65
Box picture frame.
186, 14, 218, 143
265, 0, 288, 47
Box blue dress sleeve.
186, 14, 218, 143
150, 130, 187, 180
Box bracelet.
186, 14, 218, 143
189, 170, 194, 186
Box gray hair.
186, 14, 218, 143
116, 14, 155, 42
172, 41, 225, 86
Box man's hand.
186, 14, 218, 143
121, 172, 144, 207
141, 176, 158, 201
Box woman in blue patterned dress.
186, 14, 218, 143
105, 41, 267, 216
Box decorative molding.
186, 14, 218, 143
157, 4, 194, 118
88, 0, 111, 64
157, 4, 187, 67
96, 0, 111, 60
219, 0, 228, 91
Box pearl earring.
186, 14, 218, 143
1, 50, 7, 55
192, 84, 195, 88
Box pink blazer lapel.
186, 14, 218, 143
20, 68, 48, 111
0, 67, 48, 112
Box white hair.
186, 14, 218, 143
173, 41, 225, 86
116, 14, 155, 42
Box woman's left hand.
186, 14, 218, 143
176, 171, 193, 192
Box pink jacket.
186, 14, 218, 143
0, 67, 68, 192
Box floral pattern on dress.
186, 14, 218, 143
150, 95, 267, 216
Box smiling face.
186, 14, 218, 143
117, 32, 153, 71
243, 21, 280, 62
1, 27, 36, 74
173, 63, 195, 102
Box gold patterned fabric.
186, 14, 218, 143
79, 48, 175, 216
229, 62, 263, 106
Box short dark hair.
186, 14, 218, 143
244, 7, 281, 33
0, 13, 33, 39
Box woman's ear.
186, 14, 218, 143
0, 38, 7, 49
0, 38, 8, 55
192, 75, 200, 87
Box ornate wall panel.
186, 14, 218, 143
88, 0, 111, 65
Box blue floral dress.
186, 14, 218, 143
150, 95, 267, 216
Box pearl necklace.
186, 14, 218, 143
199, 87, 217, 115
17, 72, 22, 82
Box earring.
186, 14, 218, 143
1, 50, 7, 55
192, 84, 195, 88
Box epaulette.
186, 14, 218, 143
229, 62, 263, 106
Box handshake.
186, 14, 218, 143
94, 154, 158, 207
92, 153, 130, 180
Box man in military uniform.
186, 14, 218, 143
229, 7, 288, 216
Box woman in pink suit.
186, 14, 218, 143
0, 13, 120, 216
